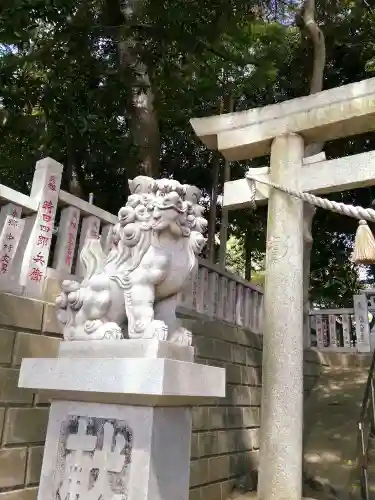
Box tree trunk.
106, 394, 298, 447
301, 0, 326, 158
109, 0, 161, 178
64, 124, 85, 199
297, 0, 326, 347
207, 98, 225, 263
118, 47, 160, 178
207, 153, 221, 263
218, 94, 234, 268
130, 66, 160, 178
218, 156, 231, 267
304, 0, 326, 95
244, 229, 252, 281
303, 204, 316, 347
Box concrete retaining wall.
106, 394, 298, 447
0, 293, 326, 500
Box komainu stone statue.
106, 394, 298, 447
55, 176, 207, 345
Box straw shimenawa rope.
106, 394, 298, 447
246, 172, 375, 222
245, 171, 375, 264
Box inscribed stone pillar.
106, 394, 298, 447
258, 133, 304, 500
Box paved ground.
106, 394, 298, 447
304, 366, 369, 494
303, 353, 373, 499
225, 354, 373, 500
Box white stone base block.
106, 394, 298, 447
19, 340, 225, 406
39, 400, 192, 500
19, 341, 225, 500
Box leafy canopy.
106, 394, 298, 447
0, 0, 375, 305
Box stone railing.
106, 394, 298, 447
3, 156, 375, 349
309, 308, 357, 352
0, 157, 265, 332
180, 260, 264, 334
0, 158, 117, 298
309, 292, 375, 353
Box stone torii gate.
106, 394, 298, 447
190, 77, 375, 500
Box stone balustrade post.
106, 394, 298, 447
11, 158, 63, 297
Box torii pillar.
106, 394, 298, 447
191, 77, 375, 500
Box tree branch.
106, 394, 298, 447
120, 23, 261, 67
363, 0, 375, 17
297, 0, 326, 156
302, 0, 326, 95
297, 0, 326, 354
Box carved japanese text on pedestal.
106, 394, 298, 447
56, 177, 207, 345
56, 416, 133, 500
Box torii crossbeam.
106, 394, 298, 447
190, 77, 375, 500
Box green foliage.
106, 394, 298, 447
226, 234, 265, 281
310, 223, 362, 308
0, 0, 375, 305
226, 236, 246, 278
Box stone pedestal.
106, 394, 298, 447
18, 340, 225, 500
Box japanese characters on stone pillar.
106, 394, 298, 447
53, 206, 81, 274
11, 158, 63, 297
0, 214, 25, 289
51, 411, 133, 500
354, 294, 371, 352
341, 314, 352, 348
0, 203, 22, 230
322, 315, 329, 346
190, 77, 375, 500
328, 314, 338, 347
18, 175, 225, 500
